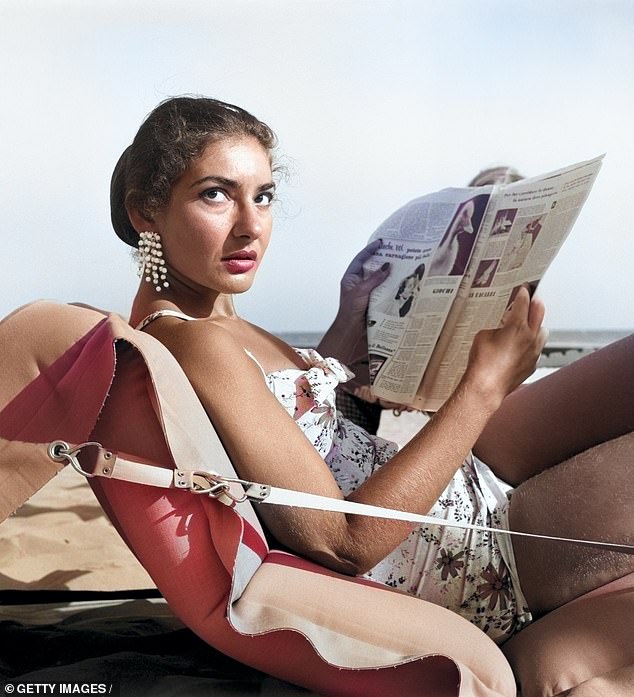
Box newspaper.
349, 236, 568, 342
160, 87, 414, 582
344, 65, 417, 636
363, 155, 604, 411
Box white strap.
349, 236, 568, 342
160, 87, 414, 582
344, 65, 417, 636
53, 441, 634, 554
247, 483, 634, 554
48, 441, 238, 506
135, 309, 199, 331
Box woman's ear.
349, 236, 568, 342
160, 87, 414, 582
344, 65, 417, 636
126, 205, 155, 234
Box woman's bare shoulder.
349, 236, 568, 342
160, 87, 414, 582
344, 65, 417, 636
142, 315, 255, 382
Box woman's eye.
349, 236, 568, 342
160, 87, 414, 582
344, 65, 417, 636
201, 189, 229, 203
255, 190, 275, 207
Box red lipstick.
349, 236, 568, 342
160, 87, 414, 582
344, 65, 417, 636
222, 250, 257, 274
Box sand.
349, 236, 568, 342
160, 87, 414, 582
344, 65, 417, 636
0, 466, 154, 592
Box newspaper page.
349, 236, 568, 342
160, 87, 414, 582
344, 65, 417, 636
415, 154, 604, 411
363, 187, 493, 403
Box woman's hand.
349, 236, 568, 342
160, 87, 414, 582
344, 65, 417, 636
317, 239, 390, 374
462, 286, 548, 407
338, 239, 391, 321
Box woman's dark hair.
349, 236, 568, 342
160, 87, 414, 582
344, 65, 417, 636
110, 96, 278, 247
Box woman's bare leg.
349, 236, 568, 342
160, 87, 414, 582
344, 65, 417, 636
508, 432, 634, 616
474, 334, 634, 485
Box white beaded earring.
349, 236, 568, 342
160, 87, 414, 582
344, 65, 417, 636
138, 231, 169, 292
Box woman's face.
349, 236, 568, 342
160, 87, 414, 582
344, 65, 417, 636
152, 136, 275, 297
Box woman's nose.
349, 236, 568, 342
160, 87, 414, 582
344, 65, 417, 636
233, 202, 263, 239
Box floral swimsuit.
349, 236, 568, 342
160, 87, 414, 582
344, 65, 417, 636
262, 347, 532, 645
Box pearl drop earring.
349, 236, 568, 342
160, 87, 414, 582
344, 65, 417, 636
138, 231, 169, 292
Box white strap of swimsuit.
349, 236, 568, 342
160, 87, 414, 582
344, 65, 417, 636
49, 440, 634, 554
134, 309, 199, 331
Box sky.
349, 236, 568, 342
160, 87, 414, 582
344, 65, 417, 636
1, 0, 632, 333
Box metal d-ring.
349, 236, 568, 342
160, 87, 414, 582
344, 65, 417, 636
47, 440, 105, 478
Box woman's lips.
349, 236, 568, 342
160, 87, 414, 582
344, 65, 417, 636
222, 252, 257, 274
223, 259, 256, 274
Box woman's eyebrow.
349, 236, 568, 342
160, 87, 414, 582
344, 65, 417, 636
190, 176, 276, 191
190, 175, 237, 189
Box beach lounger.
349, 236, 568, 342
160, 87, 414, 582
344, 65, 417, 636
1, 301, 632, 696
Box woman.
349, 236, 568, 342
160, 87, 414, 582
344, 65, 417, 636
112, 96, 633, 644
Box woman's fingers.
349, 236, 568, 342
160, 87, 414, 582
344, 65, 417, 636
537, 325, 550, 350
364, 261, 391, 290
504, 286, 546, 336
345, 238, 383, 276
502, 286, 530, 326
508, 288, 548, 358
528, 293, 546, 333
340, 239, 390, 306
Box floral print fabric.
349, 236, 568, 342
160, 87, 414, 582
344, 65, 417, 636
261, 348, 531, 644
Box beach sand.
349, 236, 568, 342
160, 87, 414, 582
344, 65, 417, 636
0, 466, 154, 592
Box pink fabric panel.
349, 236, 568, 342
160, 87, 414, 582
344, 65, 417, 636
241, 518, 268, 560
0, 320, 115, 444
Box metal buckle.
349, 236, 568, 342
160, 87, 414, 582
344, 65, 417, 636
47, 440, 111, 478
183, 471, 251, 504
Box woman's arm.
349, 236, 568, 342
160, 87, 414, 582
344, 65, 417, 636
151, 288, 545, 576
